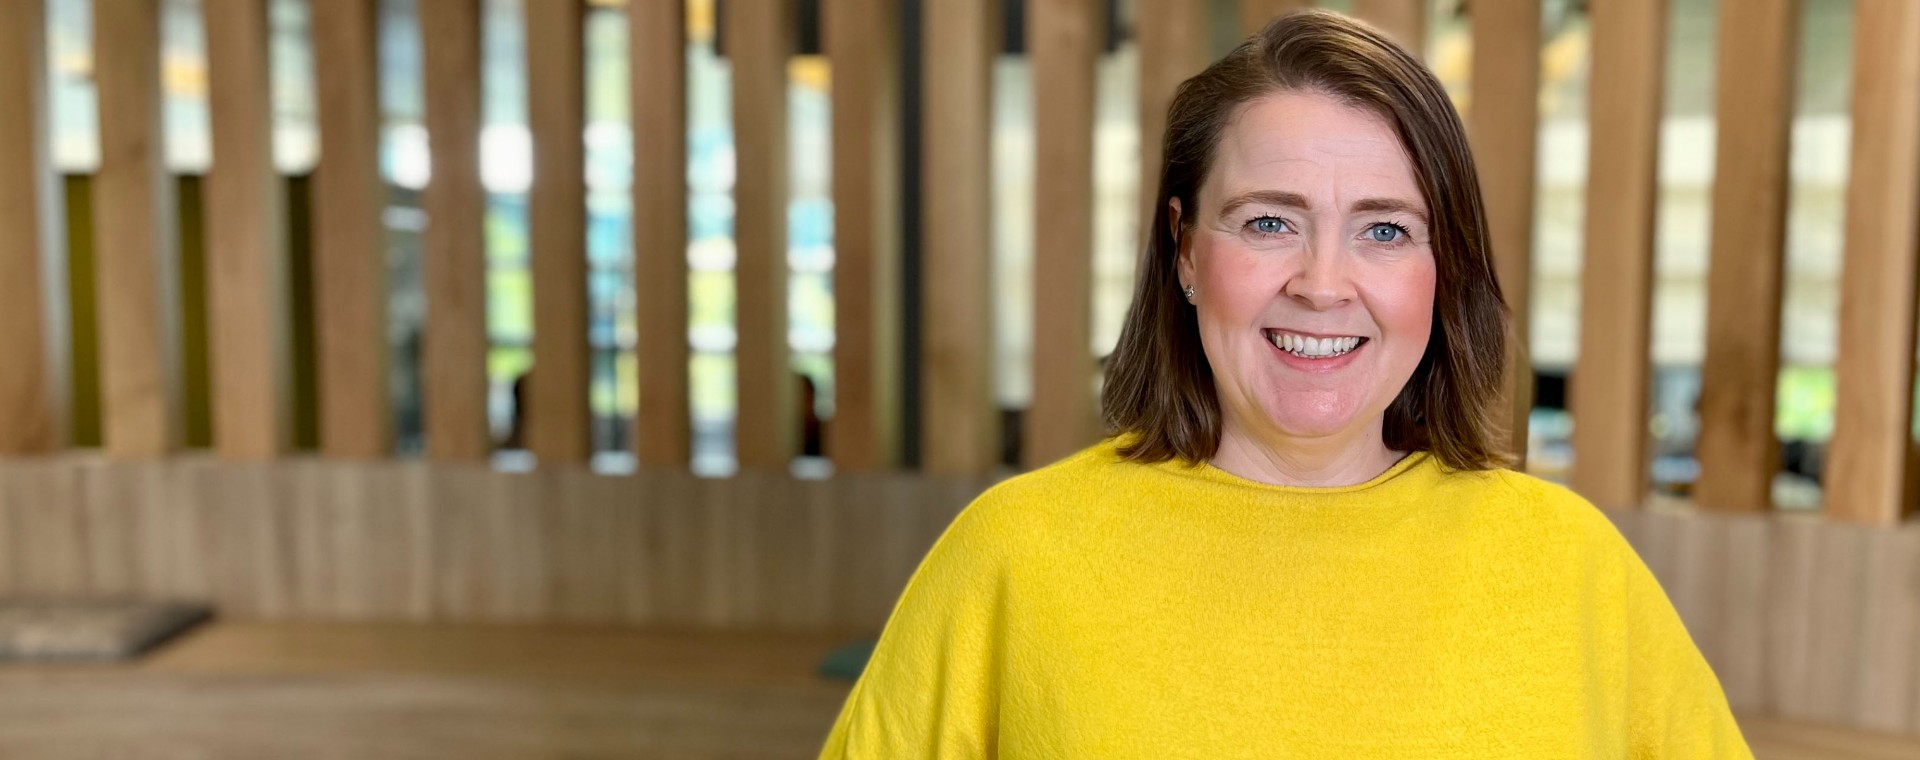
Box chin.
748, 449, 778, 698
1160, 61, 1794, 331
1263, 397, 1368, 440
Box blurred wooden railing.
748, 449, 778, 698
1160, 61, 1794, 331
0, 0, 1917, 738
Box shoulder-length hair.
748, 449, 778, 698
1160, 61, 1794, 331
1102, 9, 1511, 471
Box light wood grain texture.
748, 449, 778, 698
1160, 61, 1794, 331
1693, 0, 1799, 512
631, 0, 692, 468
1824, 0, 1920, 526
0, 0, 68, 456
920, 0, 1001, 474
1569, 0, 1664, 510
418, 0, 492, 462
1354, 0, 1425, 56
826, 0, 902, 471
525, 0, 592, 466
1239, 0, 1314, 38
1136, 0, 1207, 241
1024, 0, 1102, 468
203, 0, 294, 460
729, 0, 798, 470
91, 0, 183, 459
309, 0, 391, 458
1466, 0, 1537, 461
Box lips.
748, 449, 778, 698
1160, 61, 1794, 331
1263, 328, 1369, 359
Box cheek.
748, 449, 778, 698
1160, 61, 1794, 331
1377, 262, 1438, 346
1193, 240, 1275, 319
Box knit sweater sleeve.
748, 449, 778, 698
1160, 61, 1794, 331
1622, 541, 1754, 759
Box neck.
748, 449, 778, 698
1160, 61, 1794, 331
1209, 417, 1401, 487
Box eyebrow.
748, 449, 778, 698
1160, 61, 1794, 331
1218, 191, 1429, 225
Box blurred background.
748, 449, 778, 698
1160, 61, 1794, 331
0, 0, 1914, 757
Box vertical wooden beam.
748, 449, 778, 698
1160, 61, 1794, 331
1137, 0, 1207, 235
826, 0, 901, 470
1354, 0, 1425, 57
419, 0, 491, 462
525, 0, 592, 466
1239, 0, 1313, 38
1569, 0, 1665, 510
203, 0, 293, 460
0, 0, 69, 455
310, 0, 391, 458
921, 0, 999, 474
1024, 0, 1101, 468
93, 0, 183, 458
1694, 0, 1799, 512
729, 0, 797, 471
1466, 0, 1538, 460
632, 0, 691, 468
1824, 0, 1920, 526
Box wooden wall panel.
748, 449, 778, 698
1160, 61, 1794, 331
525, 0, 592, 466
631, 0, 692, 468
1694, 0, 1800, 512
0, 0, 69, 456
1824, 0, 1920, 526
1354, 0, 1425, 56
826, 0, 902, 471
419, 0, 492, 462
310, 0, 392, 458
1136, 0, 1207, 238
920, 0, 1000, 474
93, 0, 183, 459
203, 0, 294, 460
1239, 0, 1313, 38
1569, 0, 1665, 510
1466, 0, 1538, 461
729, 0, 798, 471
1024, 0, 1101, 468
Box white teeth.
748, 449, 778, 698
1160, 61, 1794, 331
1268, 331, 1362, 358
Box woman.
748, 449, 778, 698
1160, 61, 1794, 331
821, 10, 1750, 758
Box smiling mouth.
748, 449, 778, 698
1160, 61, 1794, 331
1263, 329, 1368, 359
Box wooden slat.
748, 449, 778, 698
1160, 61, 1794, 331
1466, 0, 1538, 461
1824, 0, 1920, 526
729, 0, 797, 471
203, 0, 293, 460
1239, 0, 1313, 38
1136, 0, 1208, 239
1693, 0, 1800, 512
921, 0, 1000, 474
418, 0, 491, 462
0, 0, 69, 455
310, 0, 391, 458
1024, 0, 1101, 468
1568, 0, 1665, 510
525, 0, 592, 466
93, 0, 183, 458
631, 0, 691, 468
825, 0, 902, 471
1353, 0, 1425, 56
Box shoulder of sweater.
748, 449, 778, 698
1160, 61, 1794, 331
949, 440, 1123, 532
1479, 466, 1633, 549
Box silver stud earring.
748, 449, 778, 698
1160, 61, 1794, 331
1181, 284, 1196, 302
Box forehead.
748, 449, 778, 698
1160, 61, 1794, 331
1204, 90, 1422, 207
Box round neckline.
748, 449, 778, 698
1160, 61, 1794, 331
1160, 448, 1433, 496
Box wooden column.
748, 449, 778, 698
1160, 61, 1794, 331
0, 0, 69, 455
921, 0, 999, 474
1570, 0, 1665, 509
826, 0, 901, 470
1694, 0, 1800, 512
1466, 0, 1538, 460
419, 0, 491, 462
1137, 0, 1207, 237
203, 0, 293, 460
729, 0, 797, 471
525, 0, 592, 466
1025, 0, 1101, 468
93, 0, 183, 458
1239, 0, 1313, 38
632, 0, 691, 468
310, 0, 391, 458
1824, 0, 1920, 526
1354, 0, 1426, 56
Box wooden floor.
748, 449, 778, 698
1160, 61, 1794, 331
0, 622, 1915, 759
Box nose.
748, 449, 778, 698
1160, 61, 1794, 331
1282, 235, 1357, 310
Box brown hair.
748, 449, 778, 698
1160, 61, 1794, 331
1102, 9, 1511, 471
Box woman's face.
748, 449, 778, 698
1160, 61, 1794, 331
1175, 90, 1435, 458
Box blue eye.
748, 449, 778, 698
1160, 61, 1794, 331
1250, 217, 1288, 235
1367, 223, 1407, 243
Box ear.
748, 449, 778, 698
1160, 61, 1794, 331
1170, 197, 1195, 286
